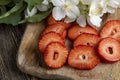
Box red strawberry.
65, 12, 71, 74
100, 20, 120, 41
38, 32, 64, 53
44, 42, 68, 68
73, 33, 100, 47
47, 14, 72, 29
68, 24, 98, 40
62, 30, 67, 39
42, 23, 66, 38
68, 45, 100, 70
98, 37, 120, 63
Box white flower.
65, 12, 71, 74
104, 0, 120, 14
51, 0, 80, 22
25, 7, 37, 18
76, 14, 102, 27
87, 15, 102, 27
89, 0, 104, 17
88, 0, 103, 27
80, 0, 91, 5
77, 0, 103, 27
36, 0, 50, 11
77, 15, 87, 27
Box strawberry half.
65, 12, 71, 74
73, 33, 100, 47
100, 20, 120, 41
38, 32, 64, 53
68, 45, 100, 70
44, 42, 68, 68
42, 23, 66, 38
68, 24, 98, 40
47, 14, 72, 29
98, 37, 120, 63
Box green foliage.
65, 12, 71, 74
0, 0, 11, 5
0, 0, 51, 25
24, 0, 43, 6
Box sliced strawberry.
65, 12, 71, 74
47, 14, 72, 29
38, 32, 64, 53
98, 37, 120, 63
44, 42, 68, 68
68, 45, 100, 70
68, 24, 98, 40
100, 20, 120, 41
42, 23, 65, 38
73, 33, 100, 47
62, 30, 67, 39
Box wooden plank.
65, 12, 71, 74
17, 9, 120, 80
0, 24, 34, 80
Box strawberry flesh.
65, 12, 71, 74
68, 45, 100, 70
98, 37, 120, 63
47, 14, 72, 29
44, 42, 68, 68
38, 32, 64, 53
68, 24, 98, 40
100, 20, 120, 41
73, 33, 100, 47
42, 23, 66, 38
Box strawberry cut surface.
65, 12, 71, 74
68, 24, 98, 40
44, 42, 68, 68
42, 23, 65, 38
98, 37, 120, 63
38, 32, 64, 53
100, 20, 120, 41
47, 14, 71, 29
73, 33, 100, 47
68, 45, 100, 70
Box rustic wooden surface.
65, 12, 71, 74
17, 9, 120, 80
0, 24, 44, 80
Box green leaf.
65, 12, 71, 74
24, 0, 43, 6
0, 0, 11, 5
19, 10, 51, 24
0, 2, 23, 19
0, 12, 21, 25
0, 2, 26, 25
0, 6, 6, 15
12, 0, 23, 3
28, 11, 51, 22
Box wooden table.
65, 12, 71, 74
0, 24, 44, 80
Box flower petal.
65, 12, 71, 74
87, 16, 102, 27
51, 0, 65, 6
42, 0, 49, 5
77, 15, 87, 27
25, 7, 37, 18
64, 17, 76, 23
66, 0, 79, 5
36, 4, 49, 11
89, 0, 104, 17
108, 0, 119, 8
106, 7, 116, 14
52, 7, 65, 20
81, 0, 91, 5
66, 5, 80, 19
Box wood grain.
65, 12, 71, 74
17, 9, 120, 80
0, 24, 39, 80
